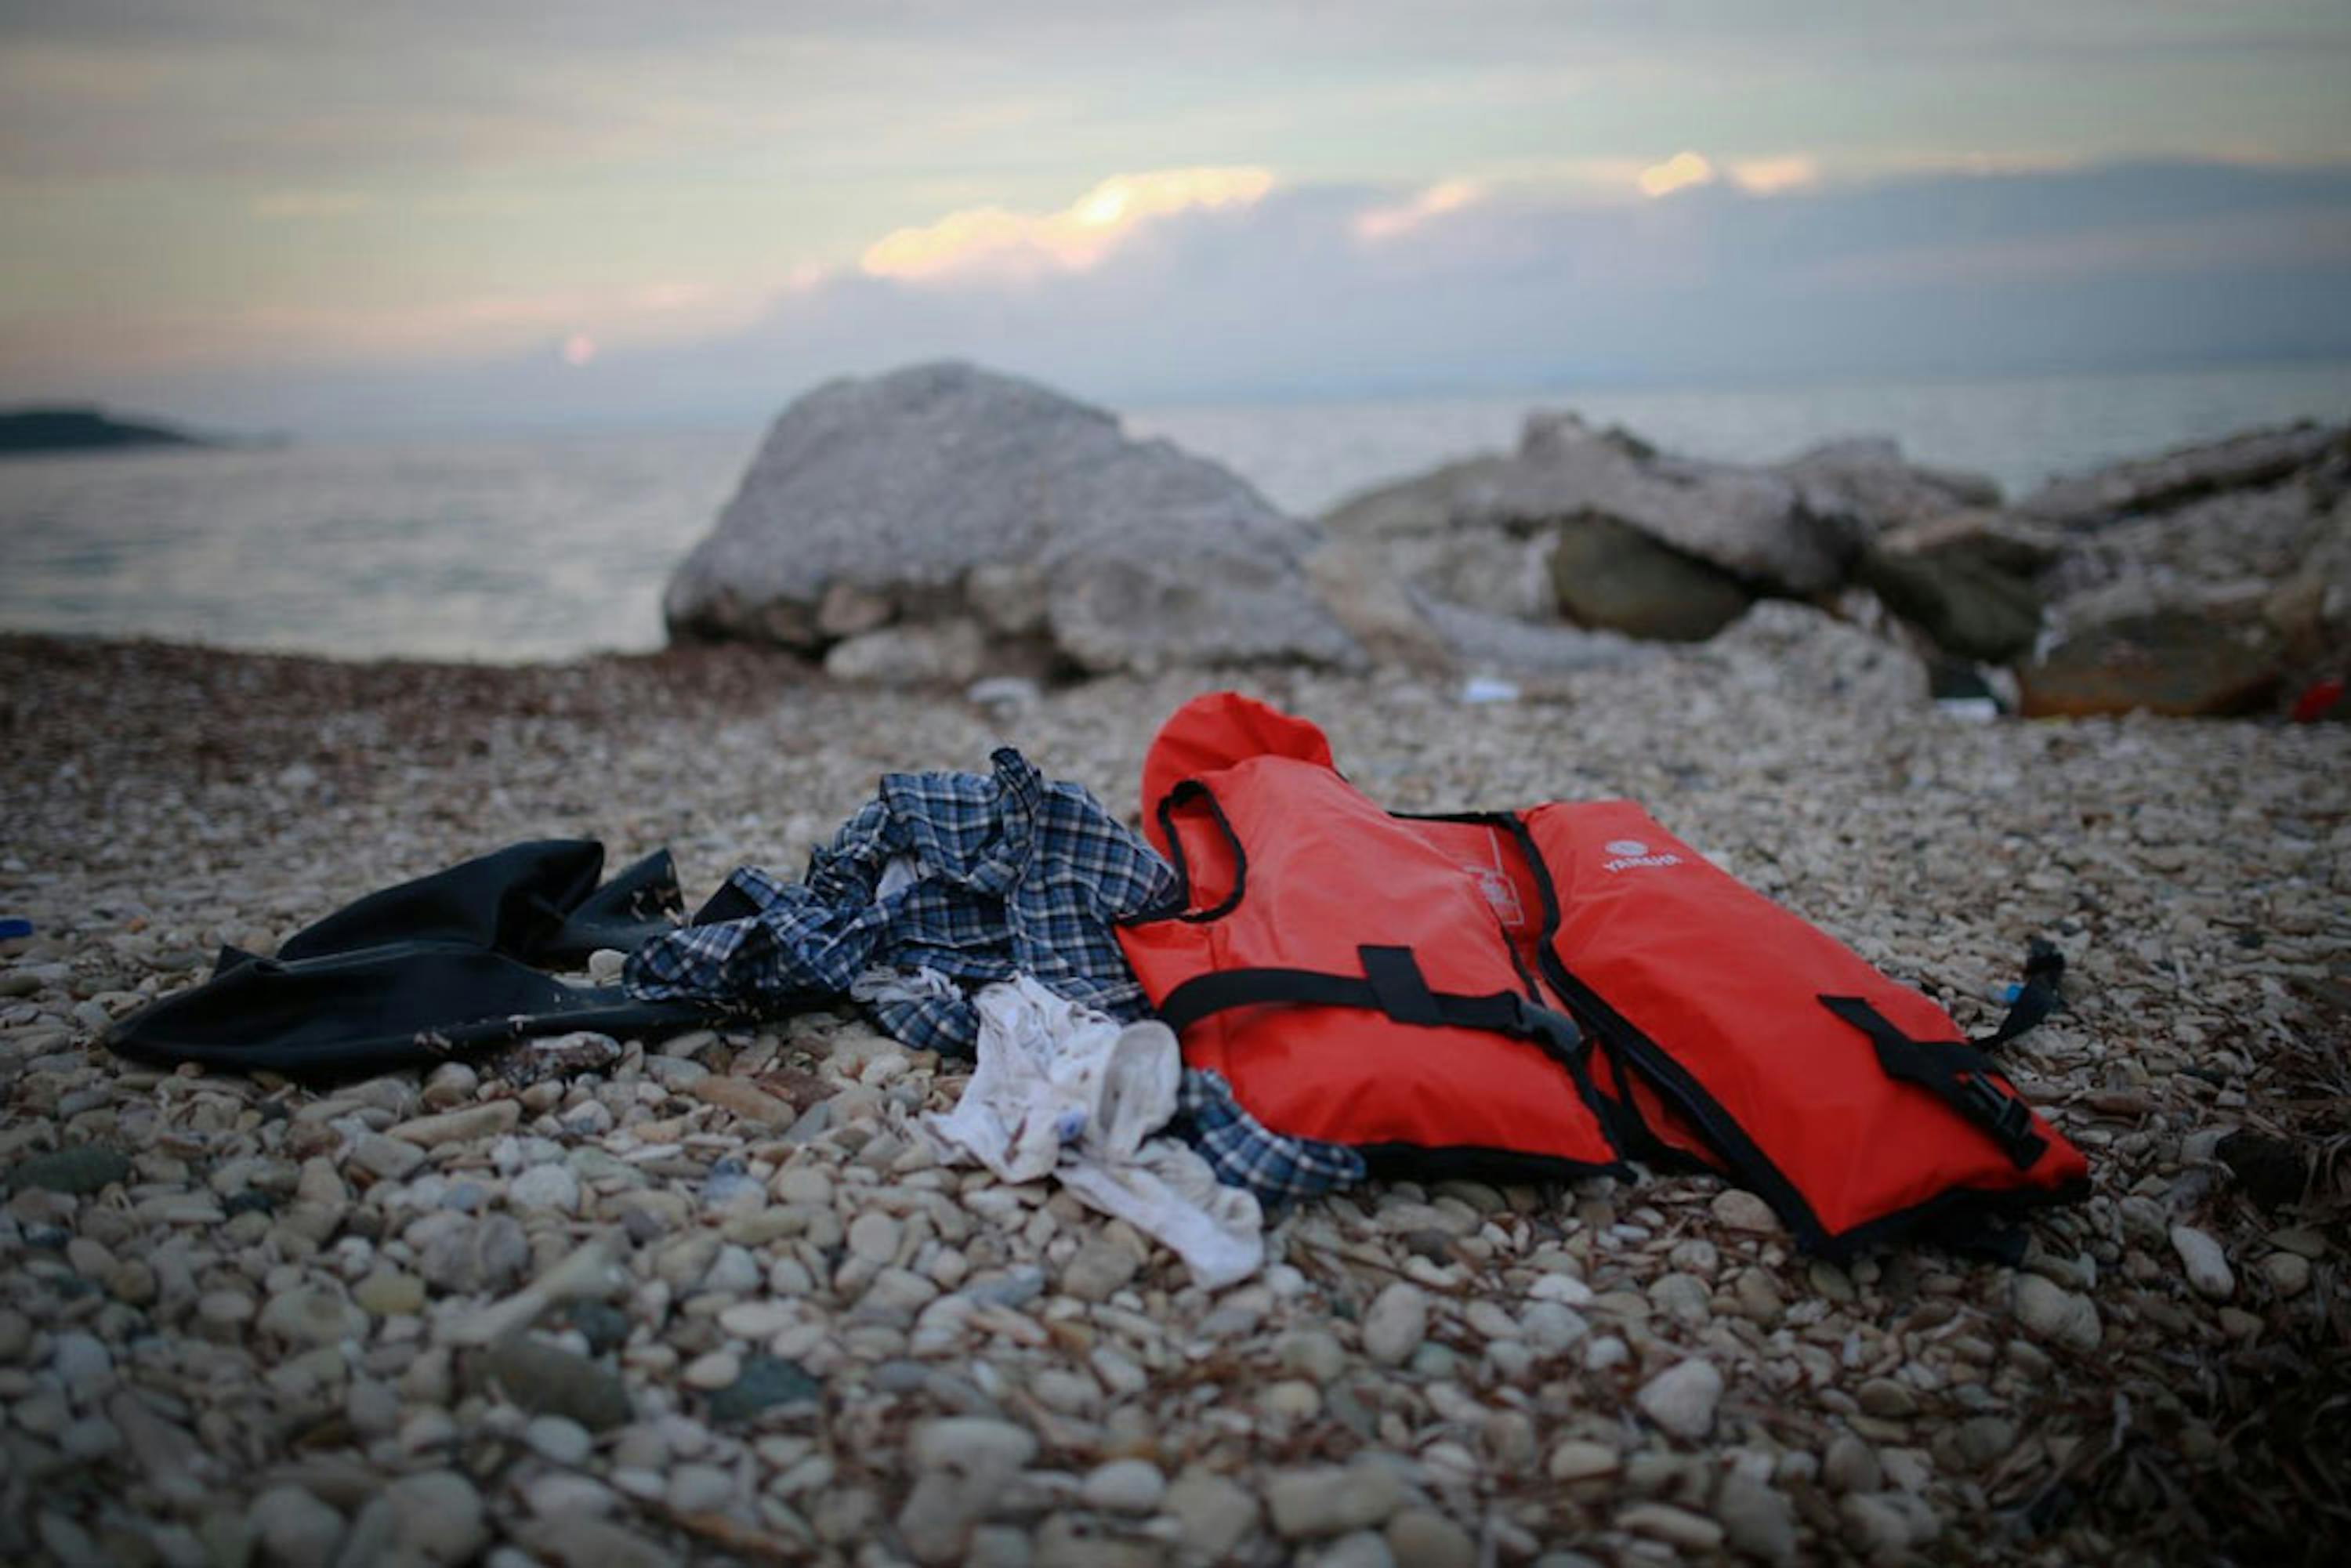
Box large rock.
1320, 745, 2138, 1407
1877, 509, 2066, 579
1775, 436, 2001, 531
1550, 514, 1754, 642
1325, 411, 1861, 598
664, 361, 1356, 677
1513, 412, 1863, 592
1303, 539, 1457, 671
2266, 492, 2351, 671
2019, 422, 2346, 529
1308, 411, 1911, 666
1320, 453, 1522, 540
2018, 603, 2285, 718
1306, 534, 1643, 672
1853, 545, 2041, 664
2040, 475, 2342, 613
2008, 427, 2349, 717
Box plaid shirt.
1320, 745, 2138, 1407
625, 746, 1364, 1204
1179, 1068, 1367, 1204
630, 749, 1172, 1049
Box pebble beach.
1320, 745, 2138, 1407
2, 617, 2346, 1566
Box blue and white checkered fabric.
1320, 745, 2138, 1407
1179, 1068, 1368, 1204
627, 748, 1176, 1048
624, 745, 1364, 1204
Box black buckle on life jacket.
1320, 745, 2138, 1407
1504, 994, 1585, 1058
1956, 1070, 2035, 1150
1818, 995, 2048, 1170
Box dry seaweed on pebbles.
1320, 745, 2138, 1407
1, 623, 2346, 1566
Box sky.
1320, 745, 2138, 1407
3, 1, 2350, 432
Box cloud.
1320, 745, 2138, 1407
1354, 179, 1481, 241
530, 159, 2351, 404
24, 159, 2351, 434
1727, 156, 1820, 194
1638, 152, 1715, 197
859, 167, 1275, 281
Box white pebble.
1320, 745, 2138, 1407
1081, 1458, 1167, 1512
1360, 1283, 1428, 1367
1636, 1356, 1724, 1439
509, 1164, 581, 1214
525, 1414, 593, 1467
2168, 1225, 2235, 1301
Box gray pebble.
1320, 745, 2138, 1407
6, 1145, 132, 1197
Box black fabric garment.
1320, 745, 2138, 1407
270, 839, 685, 969
107, 840, 741, 1081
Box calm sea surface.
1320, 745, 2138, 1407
5, 360, 2349, 663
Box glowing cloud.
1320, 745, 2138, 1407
1355, 179, 1482, 241
860, 166, 1275, 281
1729, 156, 1820, 194
1637, 151, 1716, 198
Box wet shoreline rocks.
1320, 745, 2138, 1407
1312, 405, 2349, 721
665, 360, 2347, 722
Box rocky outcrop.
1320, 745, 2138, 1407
2011, 426, 2349, 717
2018, 605, 2286, 719
664, 362, 1357, 679
1852, 547, 2041, 665
2267, 493, 2351, 671
1326, 413, 1861, 596
0, 406, 216, 455
1310, 415, 2037, 673
2018, 423, 2344, 529
665, 367, 2348, 711
1775, 437, 2001, 533
1549, 516, 1754, 643
1875, 509, 2065, 580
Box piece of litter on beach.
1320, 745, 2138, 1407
1936, 697, 2001, 722
1461, 677, 1520, 704
0, 918, 31, 941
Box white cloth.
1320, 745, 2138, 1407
850, 962, 962, 1010
926, 975, 1264, 1289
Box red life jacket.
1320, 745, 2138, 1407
1117, 692, 2089, 1255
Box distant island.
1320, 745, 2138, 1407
0, 406, 219, 456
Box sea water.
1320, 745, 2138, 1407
4, 359, 2348, 664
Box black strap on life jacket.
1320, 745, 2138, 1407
1818, 992, 2049, 1170
1819, 939, 2066, 1171
1155, 780, 1248, 923
1157, 943, 1586, 1066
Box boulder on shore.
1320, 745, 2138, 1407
1875, 509, 2065, 580
2018, 603, 2286, 719
1775, 436, 2001, 532
2007, 423, 2348, 715
1325, 412, 1863, 597
2018, 423, 2344, 530
663, 362, 1357, 679
1550, 514, 1755, 642
1852, 545, 2041, 665
1311, 415, 2014, 669
2266, 493, 2351, 672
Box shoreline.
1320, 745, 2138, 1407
4, 622, 2346, 1563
